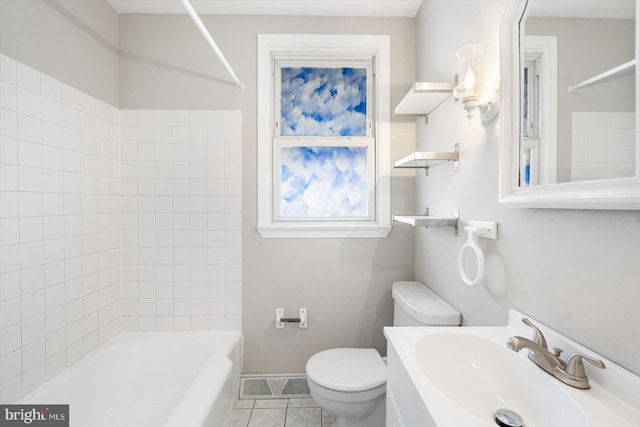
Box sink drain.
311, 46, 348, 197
495, 408, 524, 427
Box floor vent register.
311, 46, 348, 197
240, 375, 311, 399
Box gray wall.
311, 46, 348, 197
0, 0, 119, 106
7, 0, 633, 380
119, 14, 416, 373
526, 17, 635, 182
415, 0, 640, 375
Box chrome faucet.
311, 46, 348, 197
506, 318, 605, 389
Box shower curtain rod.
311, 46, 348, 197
568, 59, 636, 93
180, 0, 246, 91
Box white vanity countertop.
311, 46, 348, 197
384, 309, 640, 427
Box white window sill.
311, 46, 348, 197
257, 223, 392, 239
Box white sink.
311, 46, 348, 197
417, 333, 587, 426
384, 310, 640, 427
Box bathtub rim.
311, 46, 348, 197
18, 330, 243, 427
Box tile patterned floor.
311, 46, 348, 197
232, 398, 337, 427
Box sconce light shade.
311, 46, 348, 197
453, 44, 483, 100
453, 44, 499, 124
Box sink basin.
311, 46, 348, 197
385, 311, 640, 427
416, 333, 588, 427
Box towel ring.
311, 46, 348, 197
458, 226, 486, 286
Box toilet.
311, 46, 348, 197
305, 281, 461, 427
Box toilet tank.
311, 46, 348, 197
392, 281, 461, 326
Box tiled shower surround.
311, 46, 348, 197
0, 53, 242, 402
571, 112, 636, 181
0, 54, 121, 401
119, 109, 242, 332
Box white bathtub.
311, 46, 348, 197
19, 331, 243, 427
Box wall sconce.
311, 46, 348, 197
453, 44, 499, 125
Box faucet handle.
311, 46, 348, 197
522, 318, 548, 349
565, 352, 606, 378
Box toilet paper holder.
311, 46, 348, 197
276, 308, 308, 328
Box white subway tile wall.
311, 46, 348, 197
571, 112, 636, 181
0, 54, 243, 403
0, 54, 122, 402
119, 109, 242, 333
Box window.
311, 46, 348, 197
521, 35, 558, 186
275, 63, 373, 221
257, 35, 391, 238
278, 66, 369, 137
521, 57, 540, 186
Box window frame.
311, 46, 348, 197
521, 35, 558, 186
257, 34, 391, 238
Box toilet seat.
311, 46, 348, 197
306, 348, 386, 392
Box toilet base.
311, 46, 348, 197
334, 397, 385, 427
308, 378, 385, 427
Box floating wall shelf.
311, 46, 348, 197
393, 144, 459, 175
394, 82, 457, 120
393, 209, 460, 235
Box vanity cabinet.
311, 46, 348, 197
386, 343, 436, 427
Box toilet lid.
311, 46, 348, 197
392, 281, 461, 326
306, 348, 386, 392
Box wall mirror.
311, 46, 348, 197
500, 0, 640, 209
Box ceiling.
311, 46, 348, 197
105, 0, 424, 17
528, 0, 635, 19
